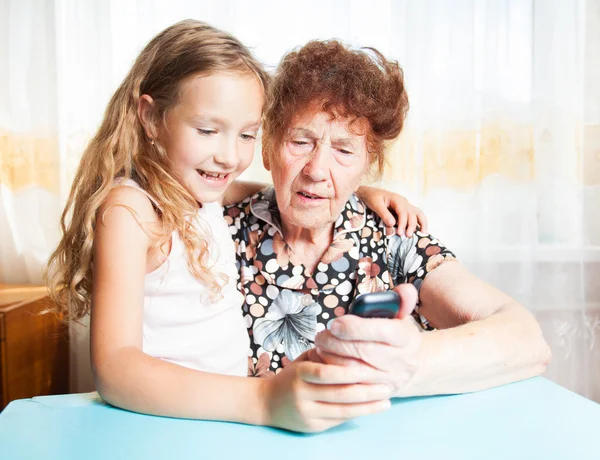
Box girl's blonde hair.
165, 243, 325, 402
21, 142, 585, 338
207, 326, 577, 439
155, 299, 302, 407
45, 20, 270, 321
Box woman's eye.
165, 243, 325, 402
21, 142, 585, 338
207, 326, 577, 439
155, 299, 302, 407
339, 149, 353, 155
240, 133, 256, 141
197, 129, 216, 136
292, 140, 310, 146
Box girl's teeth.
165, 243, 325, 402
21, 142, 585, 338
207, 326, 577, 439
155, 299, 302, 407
200, 171, 226, 179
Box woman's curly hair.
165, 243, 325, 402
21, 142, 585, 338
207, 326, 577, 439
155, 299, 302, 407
262, 39, 409, 177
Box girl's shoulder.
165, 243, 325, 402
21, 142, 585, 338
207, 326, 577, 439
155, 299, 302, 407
103, 184, 159, 216
97, 182, 162, 244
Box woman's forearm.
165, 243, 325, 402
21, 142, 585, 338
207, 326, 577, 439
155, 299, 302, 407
93, 347, 267, 424
398, 304, 552, 397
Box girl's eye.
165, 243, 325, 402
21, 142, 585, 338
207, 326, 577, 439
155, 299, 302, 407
339, 149, 353, 155
197, 129, 216, 136
240, 133, 256, 141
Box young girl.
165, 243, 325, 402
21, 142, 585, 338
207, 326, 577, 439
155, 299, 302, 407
46, 20, 426, 433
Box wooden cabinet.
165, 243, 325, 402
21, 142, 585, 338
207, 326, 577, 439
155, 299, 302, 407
0, 284, 69, 411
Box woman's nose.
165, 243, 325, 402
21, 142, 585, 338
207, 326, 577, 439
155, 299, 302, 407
302, 144, 329, 182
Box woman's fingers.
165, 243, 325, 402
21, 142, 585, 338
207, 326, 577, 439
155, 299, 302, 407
313, 332, 393, 370
393, 283, 418, 319
325, 314, 415, 346
315, 348, 368, 368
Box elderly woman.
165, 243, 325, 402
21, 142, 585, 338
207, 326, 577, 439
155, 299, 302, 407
225, 40, 551, 423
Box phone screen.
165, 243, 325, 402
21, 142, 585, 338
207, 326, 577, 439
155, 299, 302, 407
348, 291, 400, 318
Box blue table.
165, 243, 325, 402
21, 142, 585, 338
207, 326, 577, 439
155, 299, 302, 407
0, 377, 598, 459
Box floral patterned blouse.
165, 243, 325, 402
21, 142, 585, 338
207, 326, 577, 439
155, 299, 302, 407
224, 188, 456, 377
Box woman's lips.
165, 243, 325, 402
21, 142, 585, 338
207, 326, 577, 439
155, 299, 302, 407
298, 191, 323, 199
295, 190, 328, 204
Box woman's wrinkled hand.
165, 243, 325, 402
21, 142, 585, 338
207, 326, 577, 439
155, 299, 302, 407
312, 284, 423, 397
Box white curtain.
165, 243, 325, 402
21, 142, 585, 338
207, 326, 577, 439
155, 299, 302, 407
1, 0, 599, 400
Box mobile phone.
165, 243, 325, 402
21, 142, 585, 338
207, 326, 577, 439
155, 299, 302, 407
348, 291, 400, 318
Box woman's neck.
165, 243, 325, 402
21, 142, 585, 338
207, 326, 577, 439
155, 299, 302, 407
280, 220, 334, 275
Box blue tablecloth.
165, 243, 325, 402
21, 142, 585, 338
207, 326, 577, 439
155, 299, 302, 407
1, 377, 598, 459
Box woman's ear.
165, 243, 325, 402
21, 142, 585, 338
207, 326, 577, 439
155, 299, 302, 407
262, 150, 271, 171
356, 155, 373, 191
137, 94, 159, 140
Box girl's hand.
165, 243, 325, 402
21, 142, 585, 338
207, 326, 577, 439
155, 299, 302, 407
260, 351, 392, 433
356, 185, 427, 237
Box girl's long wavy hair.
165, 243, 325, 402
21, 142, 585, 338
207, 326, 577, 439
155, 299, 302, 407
45, 20, 270, 322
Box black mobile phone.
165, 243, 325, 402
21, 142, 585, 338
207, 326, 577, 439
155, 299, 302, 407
348, 291, 400, 318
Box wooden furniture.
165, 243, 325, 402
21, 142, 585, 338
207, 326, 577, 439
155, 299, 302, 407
0, 284, 69, 411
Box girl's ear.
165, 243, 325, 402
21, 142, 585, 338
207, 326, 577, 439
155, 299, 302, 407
137, 94, 159, 141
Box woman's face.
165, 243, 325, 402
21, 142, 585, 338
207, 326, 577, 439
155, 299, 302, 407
266, 110, 370, 231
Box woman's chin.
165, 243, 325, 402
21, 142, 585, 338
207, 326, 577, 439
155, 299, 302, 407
287, 210, 331, 230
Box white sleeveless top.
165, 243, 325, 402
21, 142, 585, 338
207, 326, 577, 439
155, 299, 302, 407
116, 179, 248, 376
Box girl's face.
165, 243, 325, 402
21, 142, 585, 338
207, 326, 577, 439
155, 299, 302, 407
157, 72, 264, 204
